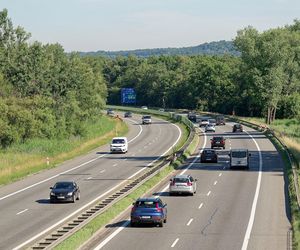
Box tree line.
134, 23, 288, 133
0, 9, 107, 148
102, 21, 300, 123
0, 8, 299, 148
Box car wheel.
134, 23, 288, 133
190, 192, 194, 196
76, 192, 80, 200
223, 146, 225, 149
159, 222, 163, 227
130, 221, 136, 227
164, 217, 167, 223
49, 198, 54, 204
72, 194, 75, 203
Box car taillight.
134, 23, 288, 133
170, 180, 175, 186
156, 203, 162, 212
187, 182, 193, 186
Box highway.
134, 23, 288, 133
88, 121, 291, 250
0, 114, 182, 249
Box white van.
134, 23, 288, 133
229, 149, 251, 169
110, 137, 128, 153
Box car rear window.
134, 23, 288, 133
174, 177, 189, 183
143, 116, 151, 119
112, 139, 125, 144
136, 201, 157, 208
204, 150, 215, 154
232, 151, 247, 158
213, 137, 223, 141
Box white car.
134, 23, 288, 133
229, 149, 251, 169
141, 106, 148, 110
199, 117, 210, 127
110, 137, 128, 153
142, 115, 152, 124
205, 124, 216, 132
169, 174, 197, 196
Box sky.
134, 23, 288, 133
0, 0, 299, 52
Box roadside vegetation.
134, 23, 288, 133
54, 123, 197, 250
0, 116, 128, 186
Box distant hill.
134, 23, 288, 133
79, 40, 239, 57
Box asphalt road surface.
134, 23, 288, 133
90, 122, 291, 250
0, 113, 182, 250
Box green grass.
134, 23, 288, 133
0, 116, 128, 186
54, 126, 198, 250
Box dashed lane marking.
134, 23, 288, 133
171, 238, 179, 248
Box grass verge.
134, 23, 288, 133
54, 122, 198, 250
0, 116, 128, 186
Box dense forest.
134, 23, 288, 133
79, 40, 239, 58
0, 9, 107, 148
0, 8, 299, 149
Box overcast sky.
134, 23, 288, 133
0, 0, 299, 52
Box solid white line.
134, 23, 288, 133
123, 159, 127, 161
92, 123, 185, 250
187, 218, 193, 226
1, 119, 143, 202
16, 209, 28, 215
87, 177, 92, 180
113, 163, 118, 167
14, 121, 182, 250
198, 203, 203, 209
207, 191, 211, 196
171, 238, 179, 248
214, 181, 217, 185
241, 131, 263, 250
219, 173, 222, 177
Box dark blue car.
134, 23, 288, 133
130, 197, 167, 227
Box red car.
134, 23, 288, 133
211, 136, 226, 149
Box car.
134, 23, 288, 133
141, 106, 148, 110
229, 149, 251, 169
211, 136, 226, 149
209, 119, 217, 126
124, 111, 132, 118
169, 174, 197, 196
233, 123, 243, 132
50, 181, 80, 203
201, 149, 218, 163
205, 124, 216, 132
216, 115, 225, 125
106, 109, 114, 116
188, 112, 197, 122
110, 137, 128, 153
158, 108, 165, 112
142, 115, 152, 124
130, 197, 167, 227
199, 117, 210, 127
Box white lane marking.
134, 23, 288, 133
123, 159, 127, 161
241, 130, 263, 250
1, 119, 143, 202
15, 122, 182, 250
100, 169, 106, 174
219, 173, 222, 177
131, 154, 135, 157
16, 209, 28, 215
229, 146, 232, 149
113, 163, 118, 167
87, 177, 92, 180
187, 218, 193, 226
92, 123, 183, 250
207, 191, 211, 196
198, 203, 203, 209
214, 181, 217, 185
171, 238, 179, 248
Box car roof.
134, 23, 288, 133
173, 174, 190, 178
112, 137, 127, 140
136, 197, 160, 202
231, 149, 248, 152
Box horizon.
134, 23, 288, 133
0, 0, 299, 52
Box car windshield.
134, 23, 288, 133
209, 119, 216, 123
143, 116, 151, 119
174, 177, 189, 183
136, 201, 157, 208
201, 119, 208, 122
235, 124, 242, 127
54, 182, 73, 189
213, 137, 223, 141
232, 151, 247, 158
112, 139, 125, 144
207, 124, 214, 127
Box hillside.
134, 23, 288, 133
79, 40, 239, 57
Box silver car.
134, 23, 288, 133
169, 174, 197, 196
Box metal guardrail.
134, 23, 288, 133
30, 109, 195, 249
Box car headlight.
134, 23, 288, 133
67, 192, 73, 196
50, 192, 55, 196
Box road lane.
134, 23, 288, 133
0, 114, 182, 249
93, 121, 291, 250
